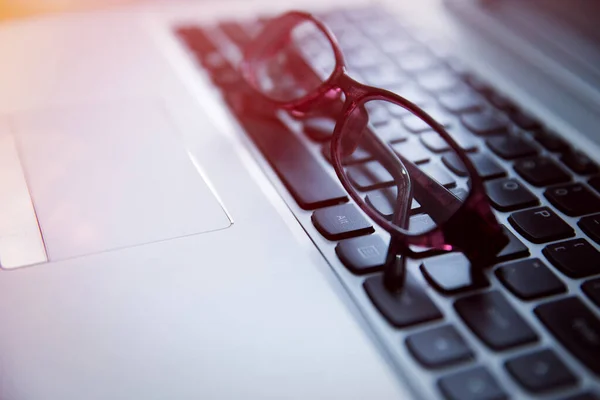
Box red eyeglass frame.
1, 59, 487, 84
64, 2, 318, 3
240, 10, 509, 267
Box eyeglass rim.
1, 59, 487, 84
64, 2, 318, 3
240, 11, 348, 111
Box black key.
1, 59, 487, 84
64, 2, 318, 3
406, 325, 474, 368
442, 153, 506, 180
505, 349, 577, 393
303, 117, 335, 142
485, 178, 539, 211
532, 130, 568, 152
365, 187, 421, 219
582, 278, 600, 308
543, 238, 600, 278
535, 297, 600, 376
240, 117, 347, 209
579, 214, 600, 244
460, 112, 508, 136
514, 156, 571, 187
372, 122, 409, 143
336, 235, 387, 274
401, 112, 451, 134
421, 163, 457, 188
438, 366, 507, 400
455, 290, 538, 350
391, 140, 431, 164
364, 273, 443, 328
420, 253, 488, 294
510, 110, 541, 131
347, 161, 394, 190
496, 258, 566, 300
495, 226, 530, 262
437, 89, 483, 114
311, 204, 373, 240
561, 150, 599, 175
322, 144, 372, 165
420, 129, 478, 153
509, 207, 574, 244
486, 135, 538, 160
545, 183, 600, 216
590, 176, 600, 193
416, 68, 462, 93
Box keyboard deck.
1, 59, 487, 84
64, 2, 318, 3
176, 5, 600, 400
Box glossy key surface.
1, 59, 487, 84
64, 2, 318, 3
455, 290, 538, 350
508, 207, 574, 243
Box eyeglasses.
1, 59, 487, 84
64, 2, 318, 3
239, 11, 509, 291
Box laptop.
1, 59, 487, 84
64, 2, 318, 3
0, 0, 598, 399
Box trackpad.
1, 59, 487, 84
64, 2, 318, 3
13, 102, 231, 261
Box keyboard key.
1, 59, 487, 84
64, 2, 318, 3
460, 112, 508, 136
579, 214, 600, 244
416, 68, 462, 93
582, 278, 600, 308
364, 273, 443, 328
510, 110, 541, 131
406, 325, 474, 368
420, 252, 488, 294
303, 117, 336, 142
590, 176, 600, 193
485, 178, 539, 211
438, 366, 507, 400
437, 89, 483, 114
240, 117, 348, 209
455, 290, 538, 350
532, 130, 568, 152
561, 150, 599, 175
391, 140, 431, 164
535, 297, 600, 376
420, 163, 457, 188
311, 203, 374, 240
372, 122, 409, 143
322, 143, 372, 165
543, 238, 600, 278
505, 349, 577, 393
365, 187, 421, 219
495, 226, 530, 262
347, 161, 393, 190
496, 258, 566, 300
410, 213, 437, 233
514, 156, 571, 187
545, 183, 600, 216
509, 207, 574, 244
486, 135, 538, 160
401, 112, 451, 134
336, 235, 387, 274
420, 129, 478, 153
442, 152, 506, 180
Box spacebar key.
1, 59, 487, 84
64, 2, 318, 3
240, 116, 348, 209
535, 297, 600, 376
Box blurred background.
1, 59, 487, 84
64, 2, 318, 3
0, 0, 133, 19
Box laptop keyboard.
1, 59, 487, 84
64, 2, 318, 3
175, 5, 600, 400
